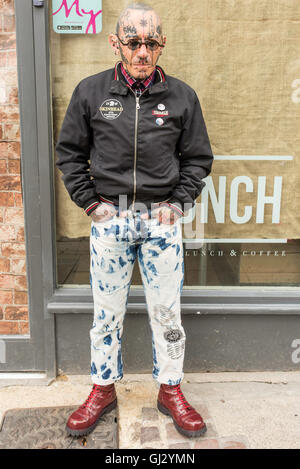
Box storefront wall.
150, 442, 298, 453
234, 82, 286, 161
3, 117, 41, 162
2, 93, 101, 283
1, 0, 300, 376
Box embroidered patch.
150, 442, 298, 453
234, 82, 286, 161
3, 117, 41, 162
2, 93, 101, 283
152, 110, 169, 117
158, 103, 165, 110
164, 329, 183, 343
99, 99, 123, 120
167, 340, 185, 360
154, 305, 177, 326
156, 118, 164, 126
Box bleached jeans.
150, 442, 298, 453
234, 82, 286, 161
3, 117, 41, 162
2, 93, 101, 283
89, 210, 185, 385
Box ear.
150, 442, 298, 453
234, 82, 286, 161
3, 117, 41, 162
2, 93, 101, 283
109, 33, 120, 55
159, 35, 166, 56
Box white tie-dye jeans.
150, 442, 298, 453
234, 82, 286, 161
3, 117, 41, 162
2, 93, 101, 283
89, 209, 185, 386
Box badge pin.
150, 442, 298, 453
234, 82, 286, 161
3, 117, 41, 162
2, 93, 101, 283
158, 103, 165, 111
156, 118, 164, 126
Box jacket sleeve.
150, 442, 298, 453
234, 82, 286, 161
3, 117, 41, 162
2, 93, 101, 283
168, 91, 214, 214
55, 84, 100, 216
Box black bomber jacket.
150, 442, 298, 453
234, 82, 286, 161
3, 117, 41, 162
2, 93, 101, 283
55, 63, 214, 216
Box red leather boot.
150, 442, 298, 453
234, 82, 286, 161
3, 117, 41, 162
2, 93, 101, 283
157, 383, 207, 438
66, 383, 117, 436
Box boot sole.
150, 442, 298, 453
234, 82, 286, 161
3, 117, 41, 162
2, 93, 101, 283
65, 398, 118, 437
157, 400, 207, 438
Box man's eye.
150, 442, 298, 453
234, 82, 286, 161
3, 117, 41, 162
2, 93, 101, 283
146, 41, 159, 50
128, 40, 140, 49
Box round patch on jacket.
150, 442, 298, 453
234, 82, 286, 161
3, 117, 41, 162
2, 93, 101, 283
99, 99, 123, 120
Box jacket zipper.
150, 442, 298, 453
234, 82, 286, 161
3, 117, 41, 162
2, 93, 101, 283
131, 89, 147, 212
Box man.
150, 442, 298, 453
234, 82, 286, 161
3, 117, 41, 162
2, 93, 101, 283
56, 3, 213, 439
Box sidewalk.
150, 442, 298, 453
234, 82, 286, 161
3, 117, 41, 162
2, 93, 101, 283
1, 371, 300, 449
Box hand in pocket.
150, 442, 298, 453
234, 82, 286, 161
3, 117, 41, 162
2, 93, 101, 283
91, 203, 117, 223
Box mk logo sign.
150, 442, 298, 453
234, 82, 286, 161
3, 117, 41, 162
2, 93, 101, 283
52, 0, 103, 34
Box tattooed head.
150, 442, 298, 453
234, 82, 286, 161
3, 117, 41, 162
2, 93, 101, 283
109, 3, 166, 80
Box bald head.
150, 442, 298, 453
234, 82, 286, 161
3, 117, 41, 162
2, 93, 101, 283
116, 3, 162, 37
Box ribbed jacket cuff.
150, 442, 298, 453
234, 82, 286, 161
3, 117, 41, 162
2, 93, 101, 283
157, 200, 184, 217
84, 200, 101, 216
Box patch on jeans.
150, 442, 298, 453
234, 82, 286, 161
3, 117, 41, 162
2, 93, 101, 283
164, 329, 183, 343
167, 339, 185, 360
154, 304, 177, 326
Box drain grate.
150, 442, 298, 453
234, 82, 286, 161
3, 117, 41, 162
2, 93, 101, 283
0, 406, 118, 449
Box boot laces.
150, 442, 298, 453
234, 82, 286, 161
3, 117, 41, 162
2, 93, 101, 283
174, 384, 192, 411
81, 384, 101, 409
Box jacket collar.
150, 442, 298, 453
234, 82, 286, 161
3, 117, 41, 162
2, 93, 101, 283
109, 62, 168, 96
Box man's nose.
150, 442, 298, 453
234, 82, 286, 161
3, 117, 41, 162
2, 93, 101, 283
137, 43, 148, 57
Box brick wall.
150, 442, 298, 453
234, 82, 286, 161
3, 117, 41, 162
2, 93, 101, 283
0, 0, 29, 335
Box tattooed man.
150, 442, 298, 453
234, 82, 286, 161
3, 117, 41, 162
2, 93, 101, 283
56, 3, 213, 439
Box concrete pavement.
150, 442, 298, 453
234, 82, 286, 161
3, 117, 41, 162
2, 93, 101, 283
0, 371, 300, 449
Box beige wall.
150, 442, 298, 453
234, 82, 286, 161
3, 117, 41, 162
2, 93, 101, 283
51, 0, 300, 240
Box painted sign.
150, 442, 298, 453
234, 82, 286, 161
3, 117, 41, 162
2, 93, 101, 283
183, 155, 294, 243
52, 0, 102, 34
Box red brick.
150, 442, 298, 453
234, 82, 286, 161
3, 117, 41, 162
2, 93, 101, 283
0, 320, 19, 334
0, 33, 16, 49
14, 192, 23, 207
0, 257, 10, 272
0, 159, 7, 173
0, 106, 19, 121
0, 51, 6, 67
7, 87, 18, 104
3, 123, 20, 140
4, 207, 24, 224
0, 191, 14, 206
0, 1, 15, 13
0, 175, 21, 190
14, 274, 27, 291
3, 15, 15, 32
1, 242, 25, 257
19, 321, 29, 335
0, 70, 17, 85
11, 259, 26, 275
6, 50, 16, 67
0, 273, 14, 288
4, 305, 28, 320
0, 224, 15, 241
0, 289, 13, 303
14, 289, 27, 304
7, 159, 20, 173
0, 141, 20, 158
194, 439, 220, 449
15, 226, 24, 242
